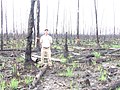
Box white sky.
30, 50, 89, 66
0, 0, 120, 35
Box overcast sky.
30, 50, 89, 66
0, 0, 120, 35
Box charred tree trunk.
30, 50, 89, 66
12, 0, 15, 40
64, 32, 68, 58
113, 0, 116, 38
114, 26, 115, 36
33, 23, 36, 45
46, 1, 48, 28
36, 0, 40, 51
25, 0, 36, 63
5, 9, 9, 42
1, 0, 3, 50
62, 9, 65, 43
94, 0, 100, 48
69, 13, 72, 44
76, 0, 80, 46
55, 0, 59, 44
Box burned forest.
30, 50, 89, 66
0, 0, 120, 90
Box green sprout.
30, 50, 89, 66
59, 67, 74, 77
116, 87, 120, 90
12, 64, 17, 75
60, 54, 67, 64
10, 78, 19, 90
98, 65, 107, 81
65, 67, 74, 77
92, 60, 96, 65
70, 80, 73, 90
111, 44, 120, 48
0, 74, 3, 79
72, 61, 78, 69
61, 58, 67, 64
16, 56, 24, 63
102, 44, 110, 49
92, 51, 101, 58
0, 81, 6, 90
25, 76, 33, 85
53, 45, 62, 50
99, 70, 107, 81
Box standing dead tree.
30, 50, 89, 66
94, 0, 101, 48
33, 21, 36, 45
12, 0, 15, 40
1, 0, 3, 50
25, 0, 36, 63
113, 0, 116, 38
36, 0, 40, 51
55, 0, 60, 44
46, 0, 48, 28
5, 9, 9, 42
76, 0, 80, 45
64, 32, 68, 58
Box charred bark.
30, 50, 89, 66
25, 0, 36, 63
12, 0, 15, 40
101, 79, 120, 90
1, 0, 3, 50
113, 0, 116, 38
107, 49, 120, 54
55, 0, 59, 44
64, 32, 68, 58
31, 64, 48, 88
94, 0, 101, 48
76, 0, 80, 46
36, 0, 40, 51
5, 10, 9, 42
33, 23, 36, 45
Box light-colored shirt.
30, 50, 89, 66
40, 35, 52, 48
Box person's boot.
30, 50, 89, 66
38, 60, 44, 66
48, 61, 52, 67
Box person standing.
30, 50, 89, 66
39, 29, 52, 66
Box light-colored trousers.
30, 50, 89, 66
41, 47, 51, 63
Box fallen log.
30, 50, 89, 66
105, 54, 120, 57
31, 64, 48, 88
78, 49, 118, 58
0, 49, 39, 52
0, 49, 25, 51
81, 48, 107, 51
21, 54, 61, 62
32, 54, 61, 62
107, 49, 120, 54
100, 79, 120, 90
85, 54, 95, 58
51, 51, 63, 55
71, 52, 80, 56
73, 46, 107, 51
